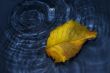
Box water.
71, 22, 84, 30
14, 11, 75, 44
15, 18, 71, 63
0, 0, 110, 73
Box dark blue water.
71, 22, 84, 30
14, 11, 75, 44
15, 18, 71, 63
0, 0, 110, 73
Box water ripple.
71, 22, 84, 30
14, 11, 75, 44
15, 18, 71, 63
0, 0, 109, 73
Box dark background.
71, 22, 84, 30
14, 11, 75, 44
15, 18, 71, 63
0, 0, 110, 30
0, 0, 110, 73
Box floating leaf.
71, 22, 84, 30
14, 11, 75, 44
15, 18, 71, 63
45, 20, 97, 63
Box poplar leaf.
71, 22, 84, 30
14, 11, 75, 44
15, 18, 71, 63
45, 20, 97, 63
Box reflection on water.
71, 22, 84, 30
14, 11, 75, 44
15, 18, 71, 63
0, 0, 109, 73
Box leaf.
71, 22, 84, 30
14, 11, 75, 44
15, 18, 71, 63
45, 20, 97, 63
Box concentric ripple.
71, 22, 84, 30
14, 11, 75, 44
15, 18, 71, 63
1, 0, 110, 73
2, 1, 51, 73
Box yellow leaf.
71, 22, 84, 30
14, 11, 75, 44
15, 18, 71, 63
45, 20, 97, 63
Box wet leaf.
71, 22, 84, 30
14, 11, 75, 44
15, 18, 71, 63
45, 20, 97, 63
